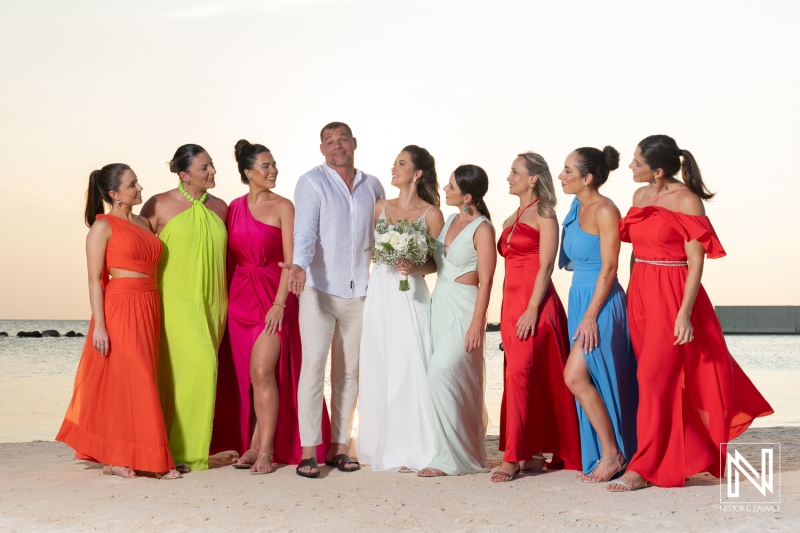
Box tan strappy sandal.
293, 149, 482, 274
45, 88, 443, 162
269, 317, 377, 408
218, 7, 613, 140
250, 452, 275, 475
103, 465, 137, 478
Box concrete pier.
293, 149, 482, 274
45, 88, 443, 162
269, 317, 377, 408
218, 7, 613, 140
715, 306, 800, 334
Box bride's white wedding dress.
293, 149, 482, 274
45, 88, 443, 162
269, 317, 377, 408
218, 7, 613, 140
356, 208, 435, 471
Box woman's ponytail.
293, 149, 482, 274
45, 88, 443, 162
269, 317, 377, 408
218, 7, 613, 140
84, 164, 131, 227
679, 149, 714, 200
85, 170, 105, 227
638, 135, 714, 201
475, 197, 492, 221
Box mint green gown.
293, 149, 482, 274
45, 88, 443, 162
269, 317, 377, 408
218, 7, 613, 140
427, 214, 490, 475
157, 187, 227, 471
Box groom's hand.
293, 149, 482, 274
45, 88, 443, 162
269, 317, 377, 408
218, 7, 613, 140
279, 262, 306, 295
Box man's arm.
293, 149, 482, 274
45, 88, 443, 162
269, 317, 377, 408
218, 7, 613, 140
279, 175, 320, 295
292, 175, 321, 271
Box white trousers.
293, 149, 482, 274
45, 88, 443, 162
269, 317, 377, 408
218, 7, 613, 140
297, 287, 365, 446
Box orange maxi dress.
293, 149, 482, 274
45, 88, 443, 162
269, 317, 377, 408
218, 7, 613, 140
57, 214, 174, 472
620, 206, 773, 487
497, 206, 582, 470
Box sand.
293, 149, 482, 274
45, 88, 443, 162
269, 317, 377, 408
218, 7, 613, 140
0, 427, 797, 532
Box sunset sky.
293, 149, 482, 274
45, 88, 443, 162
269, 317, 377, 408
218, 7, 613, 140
1, 0, 798, 321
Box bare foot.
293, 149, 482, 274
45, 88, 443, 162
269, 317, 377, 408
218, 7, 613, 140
580, 452, 624, 482
606, 470, 647, 492
417, 467, 447, 477
156, 469, 182, 480
519, 455, 547, 472
103, 465, 137, 478
297, 456, 319, 477
491, 462, 520, 482
235, 449, 258, 467
250, 453, 275, 475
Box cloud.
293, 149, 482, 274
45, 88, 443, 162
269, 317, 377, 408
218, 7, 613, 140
159, 0, 357, 19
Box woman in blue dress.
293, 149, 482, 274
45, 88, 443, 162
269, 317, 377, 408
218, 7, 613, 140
557, 146, 638, 482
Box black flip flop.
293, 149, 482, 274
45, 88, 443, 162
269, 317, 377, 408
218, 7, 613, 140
324, 454, 360, 472
296, 457, 321, 478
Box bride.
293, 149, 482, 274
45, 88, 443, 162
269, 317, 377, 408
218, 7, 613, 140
357, 145, 444, 472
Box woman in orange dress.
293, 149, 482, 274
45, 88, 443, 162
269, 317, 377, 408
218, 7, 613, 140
493, 152, 581, 481
56, 164, 179, 479
609, 135, 773, 491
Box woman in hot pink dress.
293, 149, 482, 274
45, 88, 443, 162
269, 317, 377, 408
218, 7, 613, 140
210, 140, 330, 473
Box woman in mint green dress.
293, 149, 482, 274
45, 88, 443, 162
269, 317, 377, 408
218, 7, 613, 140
418, 164, 496, 477
141, 144, 228, 472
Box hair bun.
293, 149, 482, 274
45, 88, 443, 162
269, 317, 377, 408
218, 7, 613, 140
234, 139, 252, 160
603, 146, 620, 171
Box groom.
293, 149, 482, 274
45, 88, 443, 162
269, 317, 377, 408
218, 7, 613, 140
282, 122, 384, 478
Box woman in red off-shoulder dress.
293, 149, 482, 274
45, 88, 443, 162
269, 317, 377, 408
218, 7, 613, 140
608, 135, 773, 492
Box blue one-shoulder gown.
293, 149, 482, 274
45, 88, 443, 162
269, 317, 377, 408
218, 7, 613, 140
559, 198, 638, 475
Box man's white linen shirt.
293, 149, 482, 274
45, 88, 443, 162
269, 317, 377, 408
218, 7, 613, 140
292, 163, 385, 299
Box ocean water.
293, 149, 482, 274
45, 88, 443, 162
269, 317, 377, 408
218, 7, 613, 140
0, 320, 798, 443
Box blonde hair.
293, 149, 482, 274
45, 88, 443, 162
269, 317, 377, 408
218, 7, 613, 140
518, 151, 556, 218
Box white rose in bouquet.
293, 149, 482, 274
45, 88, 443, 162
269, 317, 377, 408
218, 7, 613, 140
376, 231, 392, 244
390, 232, 411, 251
387, 232, 402, 248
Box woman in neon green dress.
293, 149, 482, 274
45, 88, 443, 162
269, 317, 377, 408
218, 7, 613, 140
141, 144, 228, 471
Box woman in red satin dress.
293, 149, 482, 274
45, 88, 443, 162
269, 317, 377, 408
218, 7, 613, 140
609, 135, 773, 491
493, 152, 581, 482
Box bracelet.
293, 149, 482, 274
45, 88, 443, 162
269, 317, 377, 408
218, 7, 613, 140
272, 301, 286, 308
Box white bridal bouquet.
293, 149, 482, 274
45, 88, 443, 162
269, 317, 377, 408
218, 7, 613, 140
367, 217, 437, 291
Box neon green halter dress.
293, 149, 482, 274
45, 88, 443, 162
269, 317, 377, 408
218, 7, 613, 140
157, 183, 227, 471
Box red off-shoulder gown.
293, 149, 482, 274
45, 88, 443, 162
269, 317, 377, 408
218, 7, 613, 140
497, 216, 581, 469
620, 206, 773, 487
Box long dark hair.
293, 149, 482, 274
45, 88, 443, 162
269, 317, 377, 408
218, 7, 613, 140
638, 134, 714, 200
85, 163, 130, 227
574, 145, 620, 190
234, 139, 271, 184
402, 145, 439, 207
454, 164, 491, 220
168, 144, 207, 176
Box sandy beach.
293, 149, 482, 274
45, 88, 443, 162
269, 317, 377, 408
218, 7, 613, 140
0, 427, 796, 532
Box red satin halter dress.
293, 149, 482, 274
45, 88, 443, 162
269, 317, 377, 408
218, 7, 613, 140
497, 202, 581, 469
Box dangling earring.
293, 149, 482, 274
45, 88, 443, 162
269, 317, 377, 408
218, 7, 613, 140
529, 182, 533, 189
462, 205, 468, 213
653, 178, 657, 185
115, 198, 121, 206
246, 173, 252, 180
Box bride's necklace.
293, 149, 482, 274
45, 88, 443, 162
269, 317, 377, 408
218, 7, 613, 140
179, 181, 207, 204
